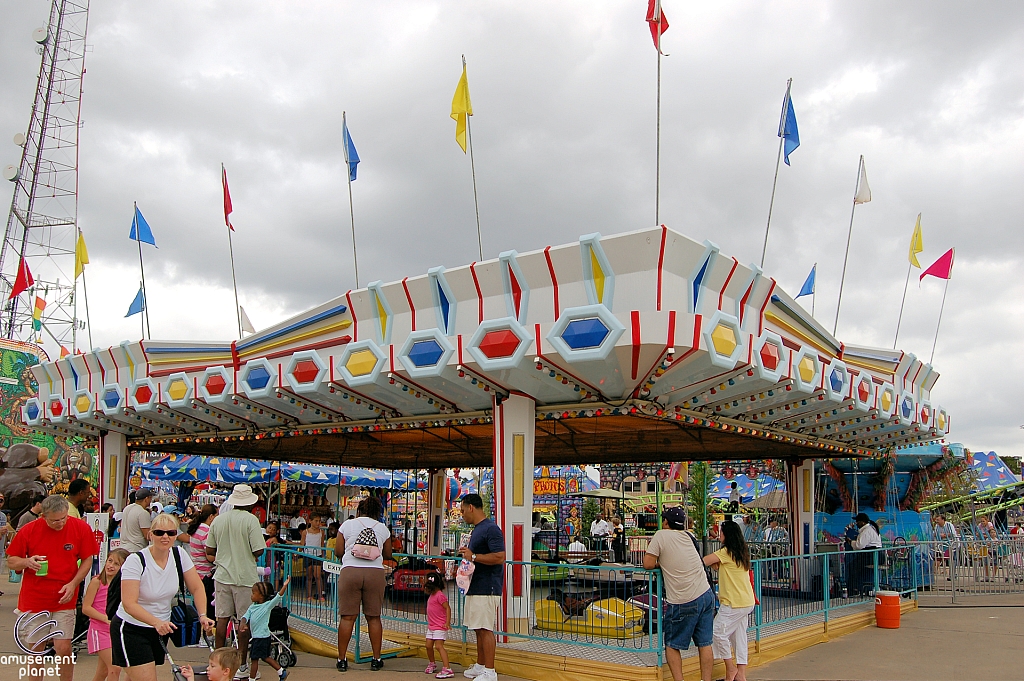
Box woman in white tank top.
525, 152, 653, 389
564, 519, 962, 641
301, 516, 325, 600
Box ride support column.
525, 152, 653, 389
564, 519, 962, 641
425, 468, 447, 557
491, 392, 535, 636
99, 431, 128, 510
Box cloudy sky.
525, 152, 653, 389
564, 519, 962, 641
2, 1, 1022, 457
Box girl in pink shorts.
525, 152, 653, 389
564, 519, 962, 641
83, 549, 130, 681
422, 572, 453, 678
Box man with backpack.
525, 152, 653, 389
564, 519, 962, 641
7, 495, 98, 681
206, 485, 267, 678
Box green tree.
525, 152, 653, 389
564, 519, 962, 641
687, 462, 713, 538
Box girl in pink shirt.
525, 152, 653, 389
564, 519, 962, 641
423, 572, 453, 678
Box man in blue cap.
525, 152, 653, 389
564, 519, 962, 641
643, 506, 714, 681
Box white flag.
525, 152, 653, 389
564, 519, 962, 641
854, 155, 871, 204
240, 306, 256, 334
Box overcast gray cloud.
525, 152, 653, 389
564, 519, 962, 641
2, 1, 1022, 457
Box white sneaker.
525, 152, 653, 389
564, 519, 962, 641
463, 664, 486, 678
235, 665, 248, 680
478, 670, 498, 681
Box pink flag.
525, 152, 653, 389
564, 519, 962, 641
920, 248, 954, 282
222, 165, 234, 231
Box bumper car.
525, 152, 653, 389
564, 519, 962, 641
531, 562, 570, 584
534, 588, 646, 638
386, 556, 440, 596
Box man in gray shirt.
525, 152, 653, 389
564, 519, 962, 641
119, 488, 154, 552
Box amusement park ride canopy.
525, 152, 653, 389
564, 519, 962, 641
20, 226, 948, 468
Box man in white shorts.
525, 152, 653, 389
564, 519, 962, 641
206, 484, 266, 678
457, 494, 505, 681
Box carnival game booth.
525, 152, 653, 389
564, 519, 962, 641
22, 225, 950, 681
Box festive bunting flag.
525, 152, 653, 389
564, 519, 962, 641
222, 165, 234, 231
9, 257, 33, 300
920, 248, 954, 282
240, 306, 255, 334
781, 92, 800, 166
129, 205, 157, 246
646, 0, 669, 53
343, 120, 360, 181
451, 65, 474, 153
74, 231, 89, 278
854, 159, 872, 204
908, 214, 923, 268
32, 295, 45, 331
125, 287, 146, 317
59, 345, 70, 359
796, 264, 816, 299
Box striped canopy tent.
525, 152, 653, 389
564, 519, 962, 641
136, 454, 425, 489
968, 451, 1020, 492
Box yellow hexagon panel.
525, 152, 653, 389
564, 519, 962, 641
346, 349, 378, 377
167, 378, 189, 402
75, 394, 91, 413
798, 355, 816, 384
881, 390, 893, 411
710, 323, 738, 356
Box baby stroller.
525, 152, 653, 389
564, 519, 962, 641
268, 605, 297, 667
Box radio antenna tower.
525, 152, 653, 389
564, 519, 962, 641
0, 0, 91, 356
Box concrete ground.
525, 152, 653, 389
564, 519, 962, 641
751, 594, 1024, 681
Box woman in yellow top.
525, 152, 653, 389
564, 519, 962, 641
704, 520, 756, 681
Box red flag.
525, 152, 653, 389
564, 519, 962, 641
920, 248, 954, 282
222, 164, 234, 231
59, 345, 70, 359
9, 257, 33, 300
647, 0, 669, 53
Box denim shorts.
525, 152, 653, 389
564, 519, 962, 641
663, 589, 715, 650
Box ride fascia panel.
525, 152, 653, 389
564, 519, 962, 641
398, 329, 456, 379
824, 359, 850, 404
199, 366, 233, 403
284, 350, 327, 394
466, 317, 534, 372
791, 346, 821, 394
546, 304, 625, 364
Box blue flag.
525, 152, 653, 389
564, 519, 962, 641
343, 120, 360, 181
129, 205, 157, 246
796, 264, 815, 299
780, 92, 800, 166
125, 287, 145, 317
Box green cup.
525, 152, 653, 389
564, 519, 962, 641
35, 559, 48, 577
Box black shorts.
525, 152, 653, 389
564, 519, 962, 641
111, 616, 165, 667
250, 636, 272, 661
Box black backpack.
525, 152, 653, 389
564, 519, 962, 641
106, 547, 202, 647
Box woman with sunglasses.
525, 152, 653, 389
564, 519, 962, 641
111, 513, 214, 681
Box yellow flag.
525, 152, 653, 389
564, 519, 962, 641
908, 213, 923, 268
74, 230, 89, 278
451, 64, 473, 152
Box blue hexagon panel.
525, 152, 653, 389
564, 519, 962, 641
829, 367, 844, 393
901, 395, 914, 420
103, 388, 121, 410
25, 401, 40, 421
561, 317, 610, 350
246, 366, 272, 391
408, 339, 445, 368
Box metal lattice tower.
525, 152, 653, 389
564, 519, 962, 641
0, 0, 90, 353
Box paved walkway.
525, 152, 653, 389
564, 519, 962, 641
752, 594, 1024, 681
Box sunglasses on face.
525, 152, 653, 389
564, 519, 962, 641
150, 529, 175, 537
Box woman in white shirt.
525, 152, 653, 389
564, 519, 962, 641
112, 513, 213, 681
335, 497, 392, 672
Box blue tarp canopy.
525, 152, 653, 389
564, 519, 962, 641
969, 451, 1020, 492
136, 455, 425, 489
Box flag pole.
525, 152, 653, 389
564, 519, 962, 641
463, 55, 484, 262
343, 112, 360, 288
81, 268, 92, 348
223, 164, 243, 339
893, 260, 913, 348
655, 0, 663, 226
134, 202, 151, 340
930, 277, 950, 364
761, 78, 792, 269
812, 262, 816, 318
833, 155, 863, 336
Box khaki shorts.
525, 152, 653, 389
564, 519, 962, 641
215, 580, 253, 620
15, 608, 77, 649
463, 595, 501, 631
337, 567, 386, 617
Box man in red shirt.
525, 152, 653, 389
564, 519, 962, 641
8, 495, 98, 681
